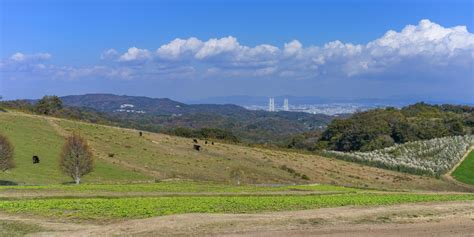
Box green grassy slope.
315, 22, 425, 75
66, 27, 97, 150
0, 111, 470, 191
452, 150, 474, 185
0, 112, 150, 185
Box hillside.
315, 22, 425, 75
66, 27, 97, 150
9, 94, 333, 144
0, 111, 469, 191
289, 102, 474, 152
60, 94, 333, 142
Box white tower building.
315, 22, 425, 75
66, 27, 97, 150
268, 97, 275, 112
283, 98, 289, 111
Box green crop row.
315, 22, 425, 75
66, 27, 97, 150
0, 181, 357, 193
452, 150, 474, 185
0, 193, 472, 221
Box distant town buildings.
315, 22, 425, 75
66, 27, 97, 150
248, 102, 392, 116
114, 104, 146, 114
283, 98, 289, 111
268, 97, 275, 112
268, 97, 289, 112
120, 104, 135, 109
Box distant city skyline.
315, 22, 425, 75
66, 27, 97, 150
1, 0, 473, 103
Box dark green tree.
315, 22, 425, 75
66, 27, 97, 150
35, 95, 63, 115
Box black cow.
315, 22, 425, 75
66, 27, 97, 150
139, 131, 143, 137
193, 139, 198, 143
32, 155, 40, 164
211, 141, 214, 145
205, 140, 208, 144
193, 144, 201, 151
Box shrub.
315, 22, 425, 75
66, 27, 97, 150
0, 134, 14, 172
301, 174, 310, 180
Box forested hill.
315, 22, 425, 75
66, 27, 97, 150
60, 94, 249, 116
2, 94, 333, 144
288, 102, 474, 152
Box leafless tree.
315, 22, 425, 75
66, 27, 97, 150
230, 167, 245, 185
0, 134, 14, 171
60, 133, 94, 184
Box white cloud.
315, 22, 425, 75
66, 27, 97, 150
118, 47, 152, 62
10, 52, 51, 62
194, 36, 240, 59
283, 40, 303, 57
2, 19, 473, 81
156, 37, 203, 60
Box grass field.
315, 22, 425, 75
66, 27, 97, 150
0, 181, 356, 194
0, 112, 151, 185
452, 150, 474, 185
0, 111, 471, 192
0, 112, 473, 235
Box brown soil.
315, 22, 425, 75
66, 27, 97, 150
0, 201, 471, 236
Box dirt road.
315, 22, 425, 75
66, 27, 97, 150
0, 201, 471, 236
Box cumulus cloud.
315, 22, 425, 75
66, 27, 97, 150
118, 47, 152, 62
156, 37, 203, 60
2, 19, 473, 81
156, 36, 280, 67
129, 19, 473, 78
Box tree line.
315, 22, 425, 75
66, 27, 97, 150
288, 102, 474, 152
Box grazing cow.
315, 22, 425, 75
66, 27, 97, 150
205, 140, 208, 144
211, 142, 214, 145
193, 144, 201, 151
193, 139, 198, 143
32, 155, 40, 164
139, 131, 143, 137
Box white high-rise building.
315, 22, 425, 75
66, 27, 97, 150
283, 98, 289, 111
268, 97, 275, 112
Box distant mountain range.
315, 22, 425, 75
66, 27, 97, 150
58, 94, 334, 144
61, 94, 247, 116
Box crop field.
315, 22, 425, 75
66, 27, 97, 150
323, 135, 474, 176
452, 150, 474, 185
0, 189, 473, 221
0, 181, 358, 198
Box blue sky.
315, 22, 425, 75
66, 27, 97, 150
1, 0, 473, 102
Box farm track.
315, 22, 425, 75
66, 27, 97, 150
1, 201, 472, 236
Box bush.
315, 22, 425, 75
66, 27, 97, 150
0, 134, 14, 172
301, 174, 310, 180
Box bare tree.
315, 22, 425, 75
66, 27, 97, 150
230, 167, 245, 185
0, 134, 14, 171
60, 133, 94, 184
